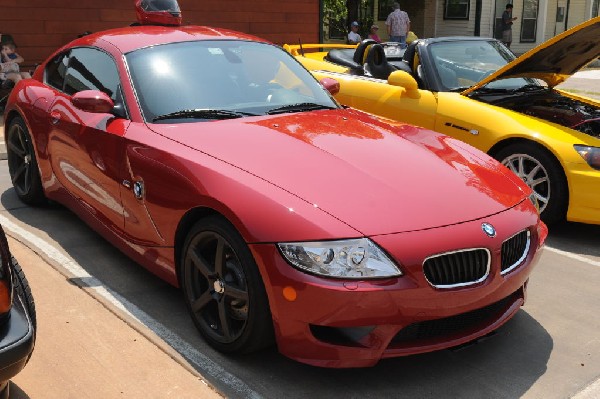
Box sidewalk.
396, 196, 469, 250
6, 236, 221, 399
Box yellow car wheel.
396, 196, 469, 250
495, 143, 568, 224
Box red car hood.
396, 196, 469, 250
148, 109, 527, 235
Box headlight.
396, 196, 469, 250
528, 192, 540, 213
278, 238, 402, 279
574, 145, 600, 170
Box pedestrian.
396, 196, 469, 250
385, 2, 410, 48
368, 24, 381, 43
501, 3, 517, 48
1, 42, 31, 80
347, 21, 362, 45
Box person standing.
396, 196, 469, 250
386, 2, 410, 48
347, 21, 362, 44
501, 4, 517, 48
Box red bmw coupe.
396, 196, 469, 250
4, 25, 547, 367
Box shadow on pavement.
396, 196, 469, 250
0, 187, 554, 399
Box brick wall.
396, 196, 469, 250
0, 0, 320, 66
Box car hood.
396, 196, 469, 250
463, 16, 600, 94
148, 109, 528, 235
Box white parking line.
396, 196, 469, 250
571, 378, 600, 399
0, 214, 262, 399
544, 246, 600, 269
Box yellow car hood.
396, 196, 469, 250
463, 16, 600, 94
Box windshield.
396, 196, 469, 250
429, 40, 537, 91
140, 0, 180, 13
126, 40, 338, 123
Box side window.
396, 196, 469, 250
45, 52, 70, 91
64, 47, 120, 101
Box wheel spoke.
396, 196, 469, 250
8, 140, 25, 158
23, 164, 31, 193
11, 163, 26, 185
189, 248, 215, 279
525, 164, 541, 182
191, 290, 213, 313
225, 285, 248, 302
218, 299, 232, 339
214, 237, 226, 276
529, 176, 548, 188
517, 157, 525, 177
535, 192, 549, 206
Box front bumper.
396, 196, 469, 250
250, 201, 547, 367
565, 162, 600, 224
0, 294, 35, 384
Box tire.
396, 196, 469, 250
11, 256, 36, 332
180, 215, 273, 354
495, 142, 568, 224
6, 116, 46, 206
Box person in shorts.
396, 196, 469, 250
501, 4, 517, 48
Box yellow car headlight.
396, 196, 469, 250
574, 145, 600, 170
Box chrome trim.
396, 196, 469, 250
423, 247, 491, 289
501, 230, 531, 276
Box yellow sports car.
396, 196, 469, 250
285, 17, 600, 225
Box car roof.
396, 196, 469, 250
70, 25, 269, 54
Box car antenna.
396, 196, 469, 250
298, 39, 305, 57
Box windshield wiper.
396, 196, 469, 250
267, 102, 335, 115
152, 109, 258, 122
472, 86, 512, 94
448, 86, 471, 92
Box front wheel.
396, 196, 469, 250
495, 143, 568, 224
180, 216, 273, 354
6, 117, 45, 206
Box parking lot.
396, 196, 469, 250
0, 152, 598, 399
0, 68, 597, 398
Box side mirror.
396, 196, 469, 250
71, 90, 114, 113
388, 70, 419, 93
320, 77, 340, 96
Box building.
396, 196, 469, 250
335, 0, 599, 54
0, 0, 320, 66
1, 0, 597, 67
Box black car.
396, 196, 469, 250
0, 224, 35, 398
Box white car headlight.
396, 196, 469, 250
278, 238, 402, 279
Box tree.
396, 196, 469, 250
323, 0, 373, 40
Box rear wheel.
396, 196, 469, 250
495, 143, 567, 224
181, 216, 273, 354
6, 117, 45, 205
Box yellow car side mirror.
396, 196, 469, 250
388, 71, 419, 97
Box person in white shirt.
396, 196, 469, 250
347, 21, 362, 44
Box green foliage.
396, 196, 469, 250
323, 0, 375, 41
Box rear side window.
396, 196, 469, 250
45, 52, 69, 91
63, 47, 120, 101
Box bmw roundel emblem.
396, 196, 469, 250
481, 223, 496, 238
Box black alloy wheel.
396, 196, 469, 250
6, 117, 45, 205
181, 216, 273, 354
